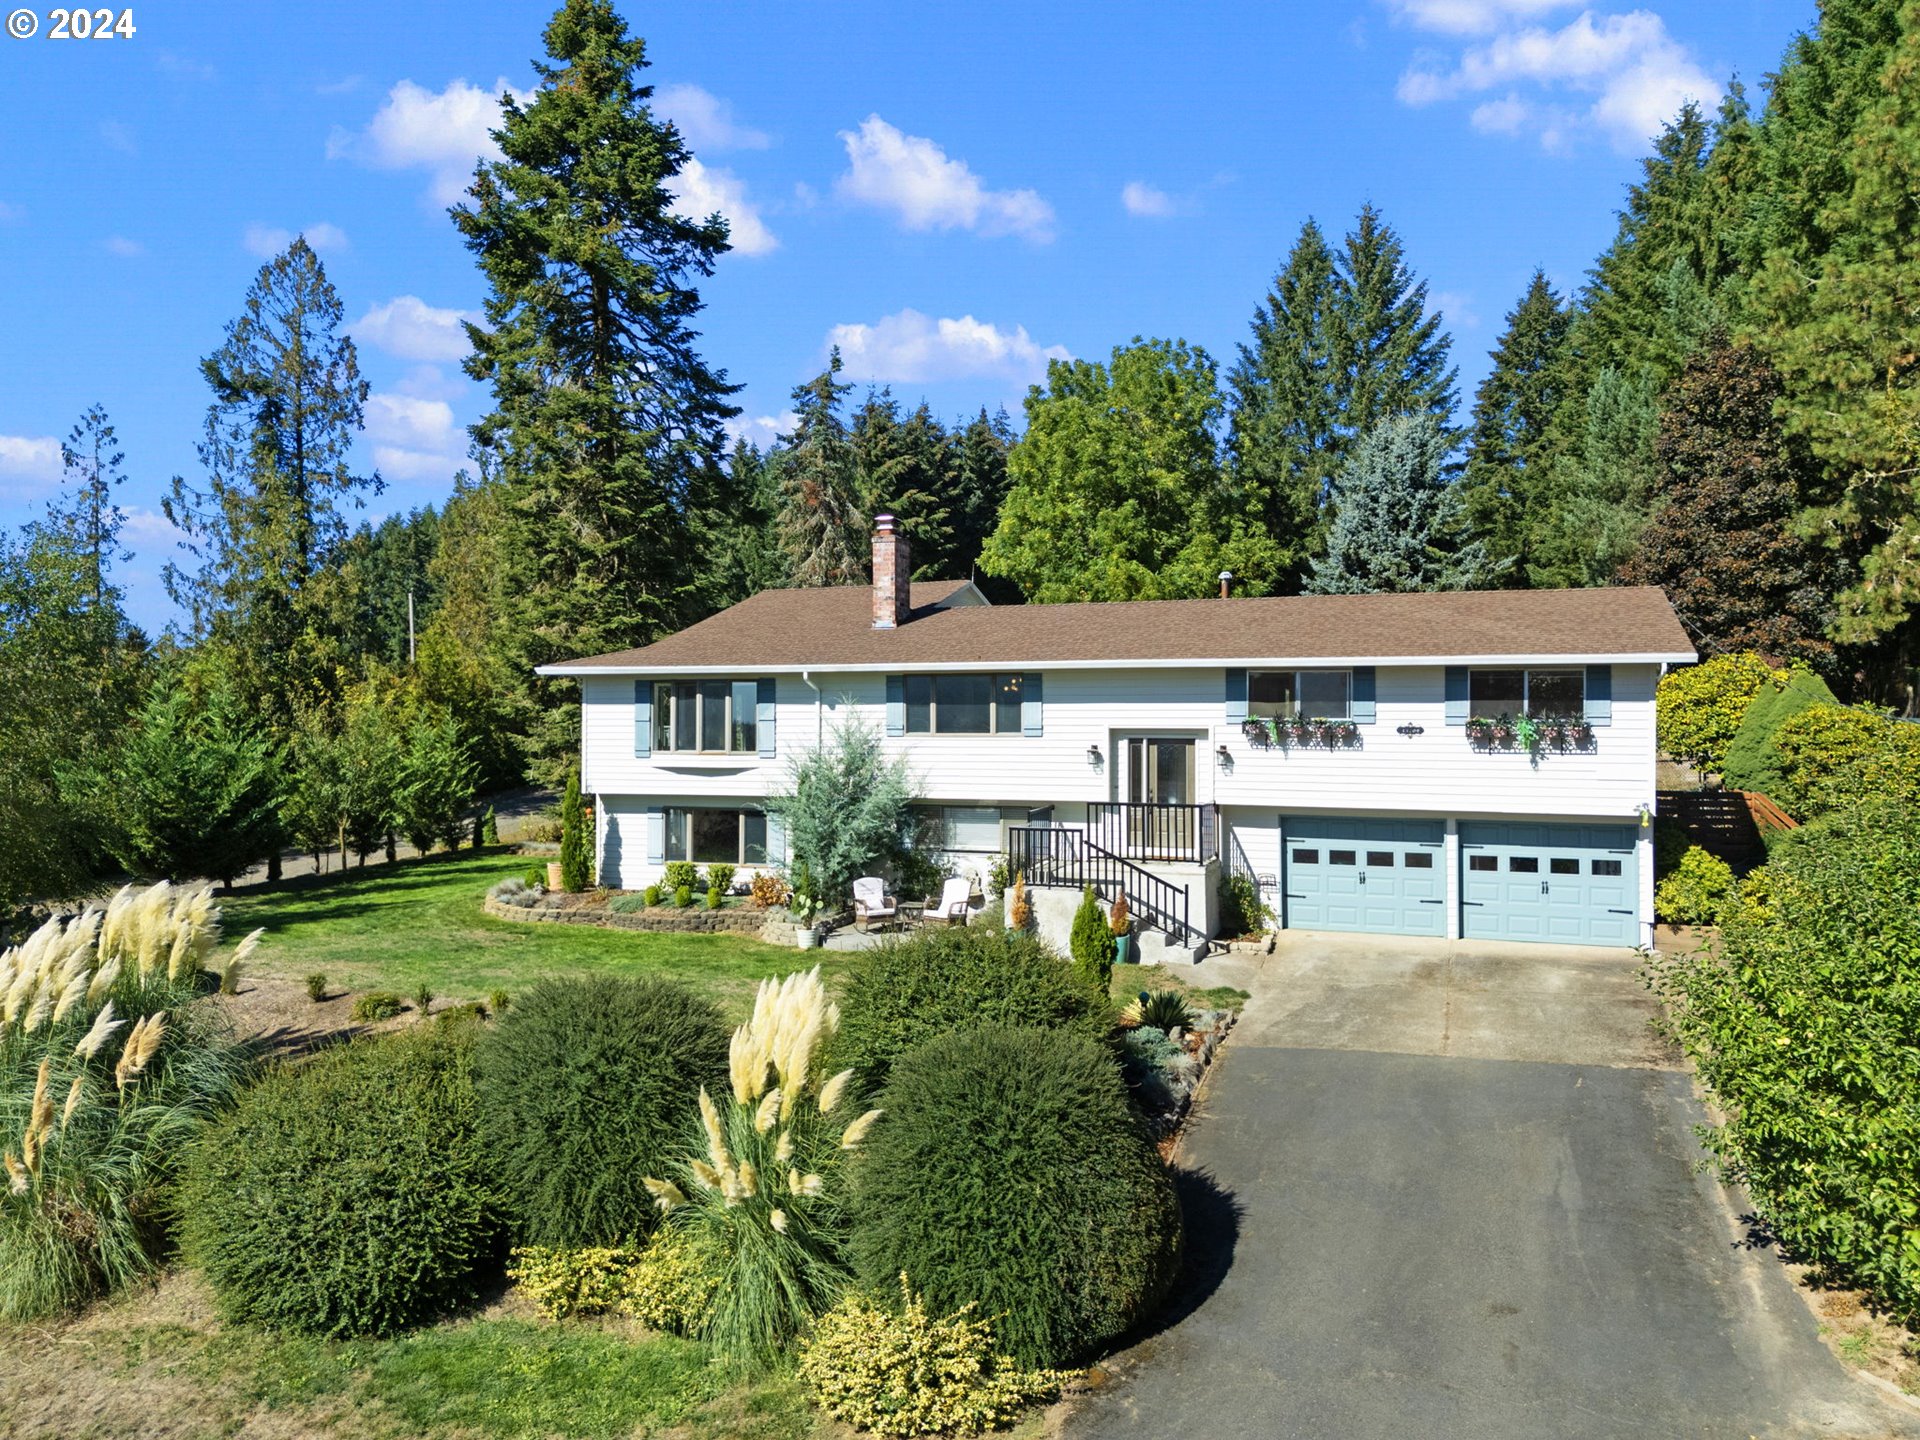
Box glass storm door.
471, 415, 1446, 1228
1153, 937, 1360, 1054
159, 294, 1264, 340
1122, 738, 1195, 855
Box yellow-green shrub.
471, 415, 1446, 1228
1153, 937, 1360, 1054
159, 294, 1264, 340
1654, 846, 1736, 925
799, 1278, 1074, 1437
506, 1229, 720, 1332
1770, 703, 1920, 819
1655, 653, 1787, 769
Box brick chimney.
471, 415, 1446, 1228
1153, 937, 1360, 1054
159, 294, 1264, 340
871, 514, 911, 629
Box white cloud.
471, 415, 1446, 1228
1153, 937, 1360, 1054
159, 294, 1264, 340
365, 392, 465, 484
725, 412, 799, 449
1431, 289, 1481, 329
103, 235, 145, 257
827, 309, 1069, 385
654, 83, 770, 151
1386, 0, 1573, 35
353, 296, 477, 363
120, 508, 187, 548
332, 77, 526, 206
1121, 181, 1177, 218
1397, 9, 1719, 150
670, 158, 778, 256
243, 221, 348, 257
0, 435, 62, 500
835, 116, 1055, 242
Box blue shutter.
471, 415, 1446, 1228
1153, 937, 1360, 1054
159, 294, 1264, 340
1021, 673, 1044, 737
645, 808, 666, 863
885, 675, 906, 737
1224, 667, 1248, 723
1585, 664, 1613, 727
766, 812, 786, 866
1444, 666, 1470, 726
634, 680, 652, 757
1351, 666, 1377, 724
756, 678, 777, 757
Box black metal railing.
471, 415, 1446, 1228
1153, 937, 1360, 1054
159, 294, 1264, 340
1006, 826, 1196, 945
1085, 802, 1217, 864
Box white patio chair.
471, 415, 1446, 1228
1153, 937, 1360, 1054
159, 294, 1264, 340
922, 876, 972, 927
852, 876, 898, 932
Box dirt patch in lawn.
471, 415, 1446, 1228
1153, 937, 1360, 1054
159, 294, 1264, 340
1788, 1267, 1920, 1402
201, 974, 447, 1061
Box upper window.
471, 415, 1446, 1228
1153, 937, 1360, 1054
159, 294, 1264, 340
905, 674, 1024, 735
1470, 668, 1584, 720
1249, 669, 1352, 720
653, 680, 759, 753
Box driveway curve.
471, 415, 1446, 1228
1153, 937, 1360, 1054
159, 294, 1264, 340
1067, 936, 1917, 1440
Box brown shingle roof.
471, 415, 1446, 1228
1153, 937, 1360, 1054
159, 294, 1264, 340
538, 581, 1696, 673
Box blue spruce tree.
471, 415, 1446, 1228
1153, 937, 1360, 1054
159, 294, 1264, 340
1307, 414, 1490, 594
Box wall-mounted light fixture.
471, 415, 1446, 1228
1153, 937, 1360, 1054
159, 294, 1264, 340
1637, 801, 1653, 829
1215, 744, 1233, 767
1086, 745, 1103, 767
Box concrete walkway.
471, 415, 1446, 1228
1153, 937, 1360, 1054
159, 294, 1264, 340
1069, 935, 1917, 1440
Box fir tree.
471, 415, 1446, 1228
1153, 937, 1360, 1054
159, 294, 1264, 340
163, 236, 377, 723
1526, 367, 1661, 589
851, 392, 955, 575
775, 350, 866, 587
560, 762, 591, 891
1621, 337, 1837, 667
454, 0, 740, 771
1459, 272, 1573, 583
1335, 203, 1458, 442
1307, 414, 1487, 595
947, 407, 1014, 583
49, 404, 128, 610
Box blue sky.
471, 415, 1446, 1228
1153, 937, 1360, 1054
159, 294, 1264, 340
1, 0, 1808, 632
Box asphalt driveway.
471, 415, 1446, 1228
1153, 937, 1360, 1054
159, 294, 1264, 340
1068, 935, 1917, 1440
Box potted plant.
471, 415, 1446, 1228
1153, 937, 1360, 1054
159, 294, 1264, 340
1110, 891, 1133, 965
1241, 716, 1269, 747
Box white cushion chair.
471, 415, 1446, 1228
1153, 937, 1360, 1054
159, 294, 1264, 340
852, 876, 898, 932
922, 876, 972, 927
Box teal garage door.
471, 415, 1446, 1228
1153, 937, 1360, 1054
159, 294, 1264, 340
1459, 822, 1639, 946
1283, 818, 1446, 937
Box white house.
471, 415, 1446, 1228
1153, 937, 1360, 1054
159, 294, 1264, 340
538, 517, 1696, 954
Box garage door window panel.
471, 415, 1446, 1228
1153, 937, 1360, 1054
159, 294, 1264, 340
1406, 853, 1435, 869
1469, 855, 1497, 871
1330, 850, 1357, 866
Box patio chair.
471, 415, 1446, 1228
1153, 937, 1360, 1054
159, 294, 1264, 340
852, 876, 898, 933
921, 876, 972, 927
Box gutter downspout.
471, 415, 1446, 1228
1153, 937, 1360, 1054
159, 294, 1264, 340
801, 669, 823, 743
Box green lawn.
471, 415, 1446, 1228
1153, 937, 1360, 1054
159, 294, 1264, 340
220, 849, 839, 1015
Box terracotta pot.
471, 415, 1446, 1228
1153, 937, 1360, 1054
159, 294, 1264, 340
546, 861, 565, 892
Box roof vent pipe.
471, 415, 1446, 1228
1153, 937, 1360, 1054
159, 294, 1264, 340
1218, 570, 1233, 600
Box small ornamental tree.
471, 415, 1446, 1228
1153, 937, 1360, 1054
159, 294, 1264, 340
559, 763, 590, 892
1307, 414, 1489, 595
1720, 668, 1839, 802
764, 714, 917, 908
1654, 653, 1786, 769
1069, 886, 1116, 990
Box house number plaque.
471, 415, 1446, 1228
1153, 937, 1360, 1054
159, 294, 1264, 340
1397, 724, 1425, 736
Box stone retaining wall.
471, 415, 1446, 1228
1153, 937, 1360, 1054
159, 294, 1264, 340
484, 895, 789, 943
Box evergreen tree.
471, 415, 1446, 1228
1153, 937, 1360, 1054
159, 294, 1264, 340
560, 762, 590, 890
395, 710, 479, 856
1227, 206, 1456, 582
322, 507, 443, 669
1307, 414, 1487, 595
774, 350, 866, 587
981, 339, 1281, 602
947, 407, 1014, 584
851, 391, 955, 575
1621, 337, 1838, 667
1459, 272, 1574, 582
163, 237, 377, 724
50, 404, 128, 610
1526, 367, 1661, 588
701, 438, 789, 605
454, 0, 741, 772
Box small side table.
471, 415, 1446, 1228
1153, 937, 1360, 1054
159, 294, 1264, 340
897, 900, 927, 930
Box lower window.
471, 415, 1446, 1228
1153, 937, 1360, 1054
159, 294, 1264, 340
663, 808, 769, 865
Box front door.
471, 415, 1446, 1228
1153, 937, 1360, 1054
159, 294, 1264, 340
1123, 738, 1196, 856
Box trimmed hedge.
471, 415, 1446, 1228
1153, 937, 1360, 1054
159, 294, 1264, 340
832, 926, 1112, 1092
848, 1026, 1182, 1367
177, 1021, 500, 1337
475, 976, 729, 1248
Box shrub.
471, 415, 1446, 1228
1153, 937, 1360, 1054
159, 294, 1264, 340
177, 1021, 500, 1337
749, 873, 789, 908
833, 926, 1111, 1092
1121, 989, 1193, 1032
507, 1226, 720, 1332
1008, 874, 1031, 931
1655, 653, 1786, 769
1649, 799, 1920, 1322
1721, 667, 1838, 800
351, 991, 405, 1023
560, 765, 591, 892
643, 884, 662, 907
523, 866, 545, 887
849, 1027, 1182, 1367
474, 976, 728, 1249
662, 862, 702, 894
1069, 886, 1116, 991
1109, 891, 1130, 936
488, 989, 510, 1015
1654, 846, 1736, 925
1771, 703, 1920, 820
674, 885, 693, 909
0, 884, 257, 1319
643, 967, 873, 1360
706, 886, 724, 910
414, 984, 435, 1017
305, 972, 328, 1002
706, 863, 737, 895
1218, 872, 1268, 937
799, 1278, 1075, 1436
1119, 1026, 1202, 1112
480, 805, 499, 846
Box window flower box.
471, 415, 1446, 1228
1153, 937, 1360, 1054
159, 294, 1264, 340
1466, 712, 1594, 752
1240, 715, 1361, 749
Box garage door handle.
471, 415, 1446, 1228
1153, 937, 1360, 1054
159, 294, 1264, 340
1608, 908, 1633, 915
1462, 900, 1483, 906
1419, 899, 1442, 904
1286, 892, 1304, 900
